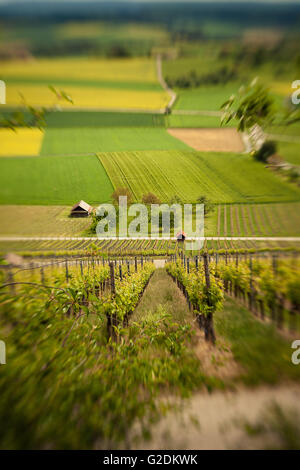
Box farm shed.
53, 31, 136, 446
176, 231, 186, 242
70, 200, 93, 218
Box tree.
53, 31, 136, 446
197, 196, 214, 217
142, 192, 161, 205
220, 78, 276, 132
169, 195, 183, 205
111, 187, 133, 206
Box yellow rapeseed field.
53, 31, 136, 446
0, 129, 44, 156
6, 84, 169, 110
0, 57, 158, 83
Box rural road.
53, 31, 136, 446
156, 54, 177, 110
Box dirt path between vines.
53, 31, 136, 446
131, 270, 300, 449
133, 383, 300, 450
132, 267, 192, 324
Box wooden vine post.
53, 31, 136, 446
7, 269, 15, 295
65, 260, 69, 283
248, 254, 255, 312
203, 253, 216, 344
234, 252, 239, 298
40, 267, 45, 285
269, 253, 278, 323
108, 262, 118, 341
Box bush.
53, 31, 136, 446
253, 141, 277, 163
287, 167, 300, 184
165, 65, 238, 89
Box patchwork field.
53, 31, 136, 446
0, 128, 44, 156
1, 57, 170, 111
0, 155, 113, 205
40, 127, 190, 155
0, 202, 298, 239
98, 149, 300, 204
167, 128, 244, 152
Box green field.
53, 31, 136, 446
268, 122, 300, 138
0, 205, 91, 236
40, 127, 190, 155
1, 109, 232, 129
173, 85, 240, 111
5, 76, 163, 91
45, 111, 166, 128
277, 141, 300, 166
0, 155, 113, 205
205, 202, 300, 237
98, 149, 300, 204
166, 113, 232, 128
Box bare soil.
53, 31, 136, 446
167, 128, 245, 152
132, 383, 300, 449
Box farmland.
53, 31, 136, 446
0, 238, 298, 258
205, 202, 300, 237
1, 2, 300, 452
1, 20, 170, 57
6, 84, 169, 110
99, 149, 300, 204
0, 57, 160, 83
0, 206, 91, 236
0, 128, 44, 156
44, 111, 166, 128
166, 113, 232, 129
40, 127, 190, 155
276, 141, 300, 166
167, 128, 244, 152
0, 155, 113, 205
1, 57, 170, 111
173, 84, 242, 112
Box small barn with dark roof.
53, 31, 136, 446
176, 231, 187, 242
70, 200, 93, 218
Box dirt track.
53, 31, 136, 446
132, 383, 300, 450
168, 128, 245, 152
